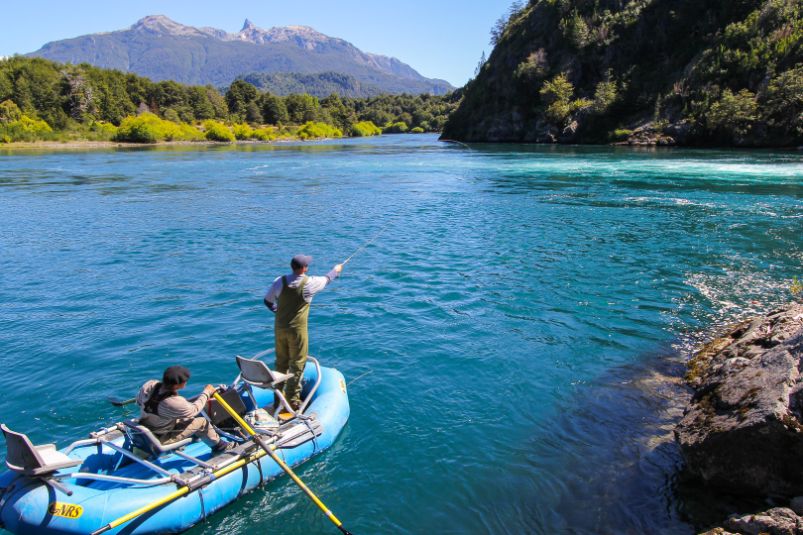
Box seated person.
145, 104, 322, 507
136, 365, 233, 453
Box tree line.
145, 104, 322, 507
0, 57, 460, 143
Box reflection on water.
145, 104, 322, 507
0, 135, 801, 534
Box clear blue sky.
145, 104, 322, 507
0, 0, 516, 87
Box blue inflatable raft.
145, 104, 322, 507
0, 352, 350, 534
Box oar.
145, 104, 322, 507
91, 447, 272, 535
107, 396, 136, 407
212, 391, 353, 535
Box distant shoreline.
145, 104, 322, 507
0, 139, 319, 151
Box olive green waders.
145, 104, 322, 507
275, 275, 310, 408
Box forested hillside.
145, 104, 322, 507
0, 57, 458, 143
442, 0, 802, 146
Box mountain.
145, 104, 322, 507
442, 0, 802, 147
239, 71, 384, 98
28, 15, 453, 96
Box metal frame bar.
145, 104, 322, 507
98, 440, 171, 477
53, 472, 174, 487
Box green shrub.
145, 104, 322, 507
350, 121, 382, 137
540, 74, 576, 125
762, 67, 803, 136
0, 100, 23, 123
0, 114, 54, 142
114, 113, 202, 143
410, 127, 425, 133
611, 129, 633, 141
383, 121, 408, 134
792, 276, 803, 298
514, 49, 549, 82
296, 121, 343, 139
252, 126, 277, 141
592, 80, 618, 113
706, 88, 758, 138
203, 120, 235, 142
175, 123, 204, 141
84, 120, 118, 141
231, 122, 255, 140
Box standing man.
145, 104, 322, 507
264, 254, 342, 413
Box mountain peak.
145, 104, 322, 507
29, 15, 454, 95
131, 15, 202, 37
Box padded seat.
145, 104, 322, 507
1, 423, 81, 476
122, 419, 192, 456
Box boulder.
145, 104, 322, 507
675, 304, 803, 497
724, 507, 803, 535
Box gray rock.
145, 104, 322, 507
724, 507, 803, 535
675, 304, 803, 497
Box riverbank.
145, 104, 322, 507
0, 138, 338, 151
676, 303, 803, 534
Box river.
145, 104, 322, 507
1, 135, 801, 534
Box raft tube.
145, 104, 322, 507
0, 364, 349, 534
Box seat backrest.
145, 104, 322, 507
1, 424, 43, 473
122, 419, 191, 455
236, 355, 287, 388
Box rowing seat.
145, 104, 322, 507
121, 419, 192, 457
1, 423, 81, 477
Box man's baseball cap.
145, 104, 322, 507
163, 365, 191, 386
291, 254, 313, 269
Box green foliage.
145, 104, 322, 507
0, 114, 54, 142
410, 127, 425, 133
242, 71, 384, 98
706, 89, 759, 139
350, 121, 382, 137
592, 79, 618, 114
514, 49, 549, 82
560, 11, 591, 48
261, 94, 289, 125
0, 56, 458, 143
611, 129, 633, 141
0, 99, 22, 122
792, 276, 803, 298
296, 121, 343, 140
761, 66, 803, 137
383, 121, 409, 134
443, 0, 802, 146
285, 94, 320, 124
321, 94, 357, 132
231, 123, 254, 140
226, 80, 260, 122
251, 127, 278, 141
540, 74, 575, 125
202, 120, 236, 142
114, 113, 202, 143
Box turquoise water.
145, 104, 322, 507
0, 135, 801, 534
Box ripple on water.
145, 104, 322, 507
0, 138, 800, 534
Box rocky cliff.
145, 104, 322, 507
441, 0, 801, 147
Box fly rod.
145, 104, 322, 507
341, 220, 394, 266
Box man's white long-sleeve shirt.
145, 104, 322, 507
264, 268, 339, 310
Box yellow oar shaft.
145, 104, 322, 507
92, 449, 268, 535
211, 392, 350, 533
